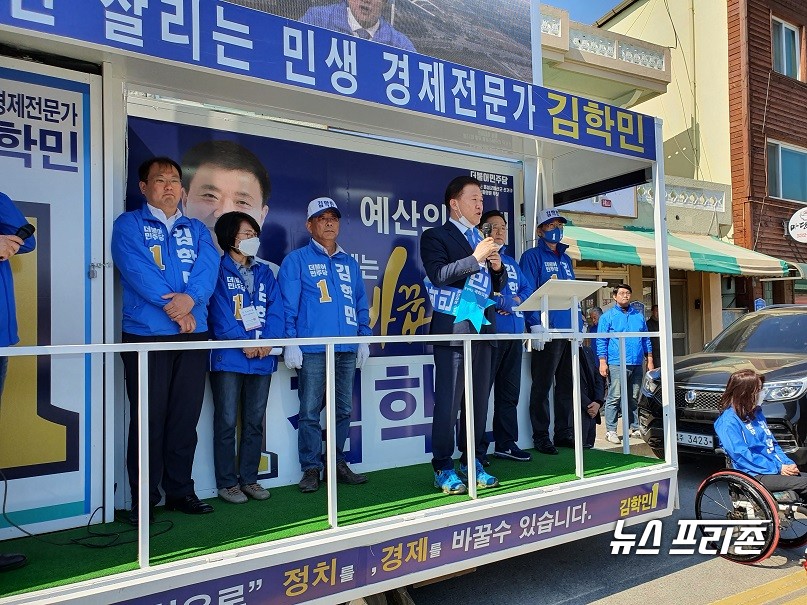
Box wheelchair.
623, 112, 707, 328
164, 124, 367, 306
694, 467, 807, 564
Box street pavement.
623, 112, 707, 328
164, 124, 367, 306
409, 433, 807, 605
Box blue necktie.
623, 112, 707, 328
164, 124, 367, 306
465, 227, 481, 249
355, 28, 372, 40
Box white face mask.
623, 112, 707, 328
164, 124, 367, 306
237, 237, 260, 257
757, 391, 766, 406
457, 215, 476, 230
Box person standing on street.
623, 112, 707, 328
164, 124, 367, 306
596, 284, 653, 444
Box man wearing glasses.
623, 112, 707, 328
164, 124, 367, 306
112, 157, 218, 523
596, 284, 653, 445
480, 210, 533, 463
279, 197, 371, 493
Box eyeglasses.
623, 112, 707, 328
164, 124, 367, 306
237, 231, 258, 238
490, 224, 507, 232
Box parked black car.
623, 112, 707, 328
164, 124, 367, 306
638, 305, 807, 465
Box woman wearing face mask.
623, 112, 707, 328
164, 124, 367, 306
208, 211, 284, 504
714, 369, 807, 500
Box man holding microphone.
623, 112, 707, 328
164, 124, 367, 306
420, 176, 505, 494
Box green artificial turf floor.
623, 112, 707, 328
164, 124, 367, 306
0, 448, 661, 598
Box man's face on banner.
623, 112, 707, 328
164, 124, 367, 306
183, 164, 268, 243
348, 0, 384, 28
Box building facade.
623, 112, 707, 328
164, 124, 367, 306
595, 0, 795, 353
728, 0, 807, 306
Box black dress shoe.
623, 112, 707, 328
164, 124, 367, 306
554, 438, 575, 448
535, 440, 559, 455
0, 553, 27, 572
127, 505, 155, 526
165, 494, 214, 515
336, 461, 368, 485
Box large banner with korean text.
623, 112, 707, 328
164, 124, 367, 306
0, 58, 104, 538
126, 107, 521, 496
112, 478, 670, 605
1, 1, 656, 162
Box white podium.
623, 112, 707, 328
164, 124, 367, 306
514, 279, 606, 331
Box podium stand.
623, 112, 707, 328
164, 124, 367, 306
514, 279, 606, 331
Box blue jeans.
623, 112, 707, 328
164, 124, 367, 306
210, 371, 272, 488
0, 356, 7, 402
297, 351, 357, 472
605, 364, 643, 432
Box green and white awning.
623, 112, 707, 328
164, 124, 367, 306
563, 226, 791, 277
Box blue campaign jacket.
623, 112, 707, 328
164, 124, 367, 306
278, 239, 371, 353
0, 192, 36, 347
596, 304, 652, 365
301, 2, 416, 51
715, 407, 794, 475
519, 238, 583, 330
111, 206, 218, 336
208, 254, 284, 375
495, 252, 533, 335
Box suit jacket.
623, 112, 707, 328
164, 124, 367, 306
420, 221, 506, 344
300, 3, 416, 51
580, 344, 605, 420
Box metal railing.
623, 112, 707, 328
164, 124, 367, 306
0, 326, 668, 569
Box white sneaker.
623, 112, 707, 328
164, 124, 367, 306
630, 428, 642, 439
605, 431, 621, 444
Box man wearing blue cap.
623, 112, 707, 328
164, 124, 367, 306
279, 197, 371, 493
519, 208, 583, 455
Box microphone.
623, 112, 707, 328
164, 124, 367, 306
481, 222, 493, 273
15, 223, 35, 240
0, 223, 35, 261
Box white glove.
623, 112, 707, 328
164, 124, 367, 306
529, 325, 546, 352
356, 343, 370, 369
284, 344, 303, 370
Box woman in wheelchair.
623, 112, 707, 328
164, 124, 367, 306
714, 369, 807, 500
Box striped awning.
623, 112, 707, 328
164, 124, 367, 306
563, 226, 791, 277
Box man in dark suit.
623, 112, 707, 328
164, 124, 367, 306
301, 0, 416, 51
420, 176, 506, 494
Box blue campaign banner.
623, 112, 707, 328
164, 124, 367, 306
1, 1, 655, 160
127, 115, 517, 356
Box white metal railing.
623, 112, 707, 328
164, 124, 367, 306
0, 327, 667, 569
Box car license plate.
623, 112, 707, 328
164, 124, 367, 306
677, 431, 713, 449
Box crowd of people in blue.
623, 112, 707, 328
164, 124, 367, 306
0, 154, 658, 535
105, 158, 659, 514
5, 151, 807, 575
